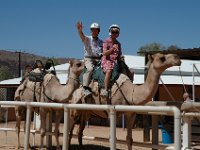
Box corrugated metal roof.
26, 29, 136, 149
139, 48, 200, 60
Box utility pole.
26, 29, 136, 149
15, 51, 21, 77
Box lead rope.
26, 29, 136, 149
179, 66, 187, 93
159, 78, 176, 101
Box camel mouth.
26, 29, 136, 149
175, 60, 182, 66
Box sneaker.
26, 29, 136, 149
101, 89, 108, 97
84, 89, 92, 97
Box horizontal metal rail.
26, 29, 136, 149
0, 101, 181, 150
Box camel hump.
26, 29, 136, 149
111, 74, 131, 96
43, 73, 55, 87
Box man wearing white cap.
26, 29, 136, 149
76, 21, 103, 96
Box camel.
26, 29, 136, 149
68, 53, 181, 150
14, 59, 83, 150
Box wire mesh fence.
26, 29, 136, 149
0, 88, 7, 121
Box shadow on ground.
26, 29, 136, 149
30, 144, 121, 150
70, 144, 121, 150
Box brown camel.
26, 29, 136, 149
14, 59, 83, 150
68, 53, 181, 150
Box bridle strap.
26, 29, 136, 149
42, 84, 59, 103
179, 66, 187, 93
115, 81, 131, 105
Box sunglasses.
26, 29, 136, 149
91, 28, 99, 31
111, 31, 119, 34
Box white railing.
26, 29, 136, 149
192, 63, 200, 101
182, 102, 200, 150
0, 101, 181, 150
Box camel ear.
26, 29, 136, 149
69, 60, 73, 67
146, 54, 153, 68
148, 54, 153, 62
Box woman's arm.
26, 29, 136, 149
103, 43, 118, 56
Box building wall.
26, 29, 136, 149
158, 85, 200, 102
6, 87, 16, 101
158, 85, 184, 101
192, 86, 200, 101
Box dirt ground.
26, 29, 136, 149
0, 121, 165, 150
2, 122, 200, 150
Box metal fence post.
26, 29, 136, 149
24, 104, 32, 150
63, 105, 70, 150
110, 107, 116, 150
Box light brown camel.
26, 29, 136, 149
14, 59, 83, 150
68, 53, 181, 150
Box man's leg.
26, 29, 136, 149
83, 58, 93, 96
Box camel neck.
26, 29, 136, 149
144, 66, 161, 96
68, 71, 79, 82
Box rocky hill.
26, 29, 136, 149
0, 50, 74, 80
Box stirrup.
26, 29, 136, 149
84, 89, 92, 96
101, 89, 108, 97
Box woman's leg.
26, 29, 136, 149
104, 69, 112, 90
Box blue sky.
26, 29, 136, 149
0, 0, 200, 59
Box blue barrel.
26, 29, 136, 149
162, 128, 173, 144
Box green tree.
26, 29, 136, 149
48, 57, 60, 66
167, 45, 180, 50
138, 42, 166, 56
0, 66, 13, 81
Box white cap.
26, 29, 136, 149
109, 24, 120, 32
90, 22, 100, 29
109, 24, 120, 35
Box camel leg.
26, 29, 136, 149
126, 113, 136, 150
54, 110, 63, 150
69, 119, 75, 147
16, 105, 33, 149
15, 109, 21, 150
68, 110, 80, 147
39, 108, 46, 149
77, 113, 87, 148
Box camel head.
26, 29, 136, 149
147, 53, 181, 73
68, 59, 84, 77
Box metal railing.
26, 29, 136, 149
192, 63, 200, 101
0, 101, 181, 150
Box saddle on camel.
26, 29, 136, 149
77, 58, 134, 104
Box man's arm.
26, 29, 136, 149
76, 21, 85, 42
